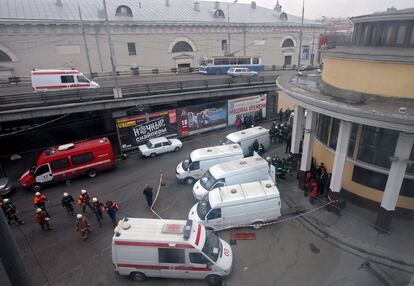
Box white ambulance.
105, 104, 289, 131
31, 69, 99, 92
112, 218, 233, 285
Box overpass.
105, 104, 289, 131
0, 75, 278, 122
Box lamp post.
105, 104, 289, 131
297, 0, 305, 72
227, 0, 238, 56
102, 0, 121, 98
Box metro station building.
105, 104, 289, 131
278, 8, 414, 230
0, 0, 323, 79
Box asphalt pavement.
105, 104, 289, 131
1, 123, 412, 286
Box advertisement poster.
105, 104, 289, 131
301, 45, 310, 60
177, 102, 227, 136
227, 94, 267, 125
116, 110, 177, 151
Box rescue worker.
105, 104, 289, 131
309, 178, 319, 205
75, 214, 91, 241
105, 200, 119, 227
35, 208, 52, 231
33, 192, 49, 217
91, 197, 104, 227
142, 184, 154, 209
1, 198, 24, 225
77, 189, 93, 213
61, 192, 75, 215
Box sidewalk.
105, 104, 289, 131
272, 145, 414, 276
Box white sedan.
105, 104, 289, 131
138, 137, 182, 158
227, 67, 258, 77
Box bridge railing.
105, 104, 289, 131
0, 75, 278, 111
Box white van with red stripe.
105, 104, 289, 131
112, 218, 233, 285
31, 69, 99, 92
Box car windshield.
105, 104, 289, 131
202, 230, 222, 262
182, 155, 192, 171
197, 198, 212, 220
146, 141, 153, 148
200, 170, 217, 190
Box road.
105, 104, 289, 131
0, 124, 408, 286
0, 71, 280, 95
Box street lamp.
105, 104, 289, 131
297, 0, 305, 72
227, 0, 238, 56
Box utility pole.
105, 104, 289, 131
243, 24, 247, 56
297, 0, 305, 72
102, 0, 121, 98
0, 212, 33, 286
227, 0, 238, 56
78, 3, 93, 78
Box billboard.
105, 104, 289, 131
227, 94, 267, 125
177, 102, 227, 136
116, 110, 177, 152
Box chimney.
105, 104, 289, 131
214, 1, 220, 9
194, 2, 200, 12
56, 0, 63, 7
165, 0, 169, 7
251, 1, 256, 9
274, 0, 282, 13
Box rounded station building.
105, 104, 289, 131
277, 8, 414, 231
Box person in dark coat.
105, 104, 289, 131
278, 108, 283, 122
105, 201, 119, 227
61, 192, 75, 215
91, 197, 105, 227
318, 168, 329, 196
285, 134, 292, 154
143, 185, 154, 208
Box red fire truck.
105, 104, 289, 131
20, 137, 115, 192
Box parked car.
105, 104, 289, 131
138, 137, 182, 158
227, 67, 258, 77
0, 175, 13, 197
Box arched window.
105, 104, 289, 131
172, 41, 193, 53
214, 9, 225, 18
280, 12, 288, 21
0, 50, 12, 62
115, 5, 133, 17
282, 38, 295, 48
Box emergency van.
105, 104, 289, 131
189, 180, 281, 230
192, 155, 275, 200
112, 218, 233, 285
31, 69, 99, 92
176, 144, 244, 185
224, 126, 270, 156
19, 137, 114, 192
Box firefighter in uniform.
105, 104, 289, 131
105, 200, 119, 227
35, 208, 52, 231
61, 192, 75, 215
77, 189, 93, 213
91, 197, 104, 227
75, 214, 91, 241
1, 198, 24, 225
33, 192, 49, 216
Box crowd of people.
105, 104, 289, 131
0, 190, 120, 241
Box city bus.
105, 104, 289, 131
198, 56, 263, 75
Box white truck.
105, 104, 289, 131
31, 69, 99, 92
224, 126, 270, 156
176, 144, 244, 185
112, 218, 233, 285
192, 155, 275, 200
189, 180, 281, 230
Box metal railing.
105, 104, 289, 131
0, 65, 292, 85
0, 75, 278, 111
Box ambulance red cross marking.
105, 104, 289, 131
224, 248, 230, 256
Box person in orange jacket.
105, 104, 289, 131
34, 192, 49, 217
77, 189, 93, 213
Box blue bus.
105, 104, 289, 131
198, 56, 263, 75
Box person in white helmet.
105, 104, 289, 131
77, 189, 93, 213
61, 192, 75, 215
1, 198, 24, 225
75, 214, 90, 240
35, 208, 52, 231
91, 197, 104, 227
33, 192, 49, 217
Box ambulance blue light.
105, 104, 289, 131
183, 220, 193, 240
